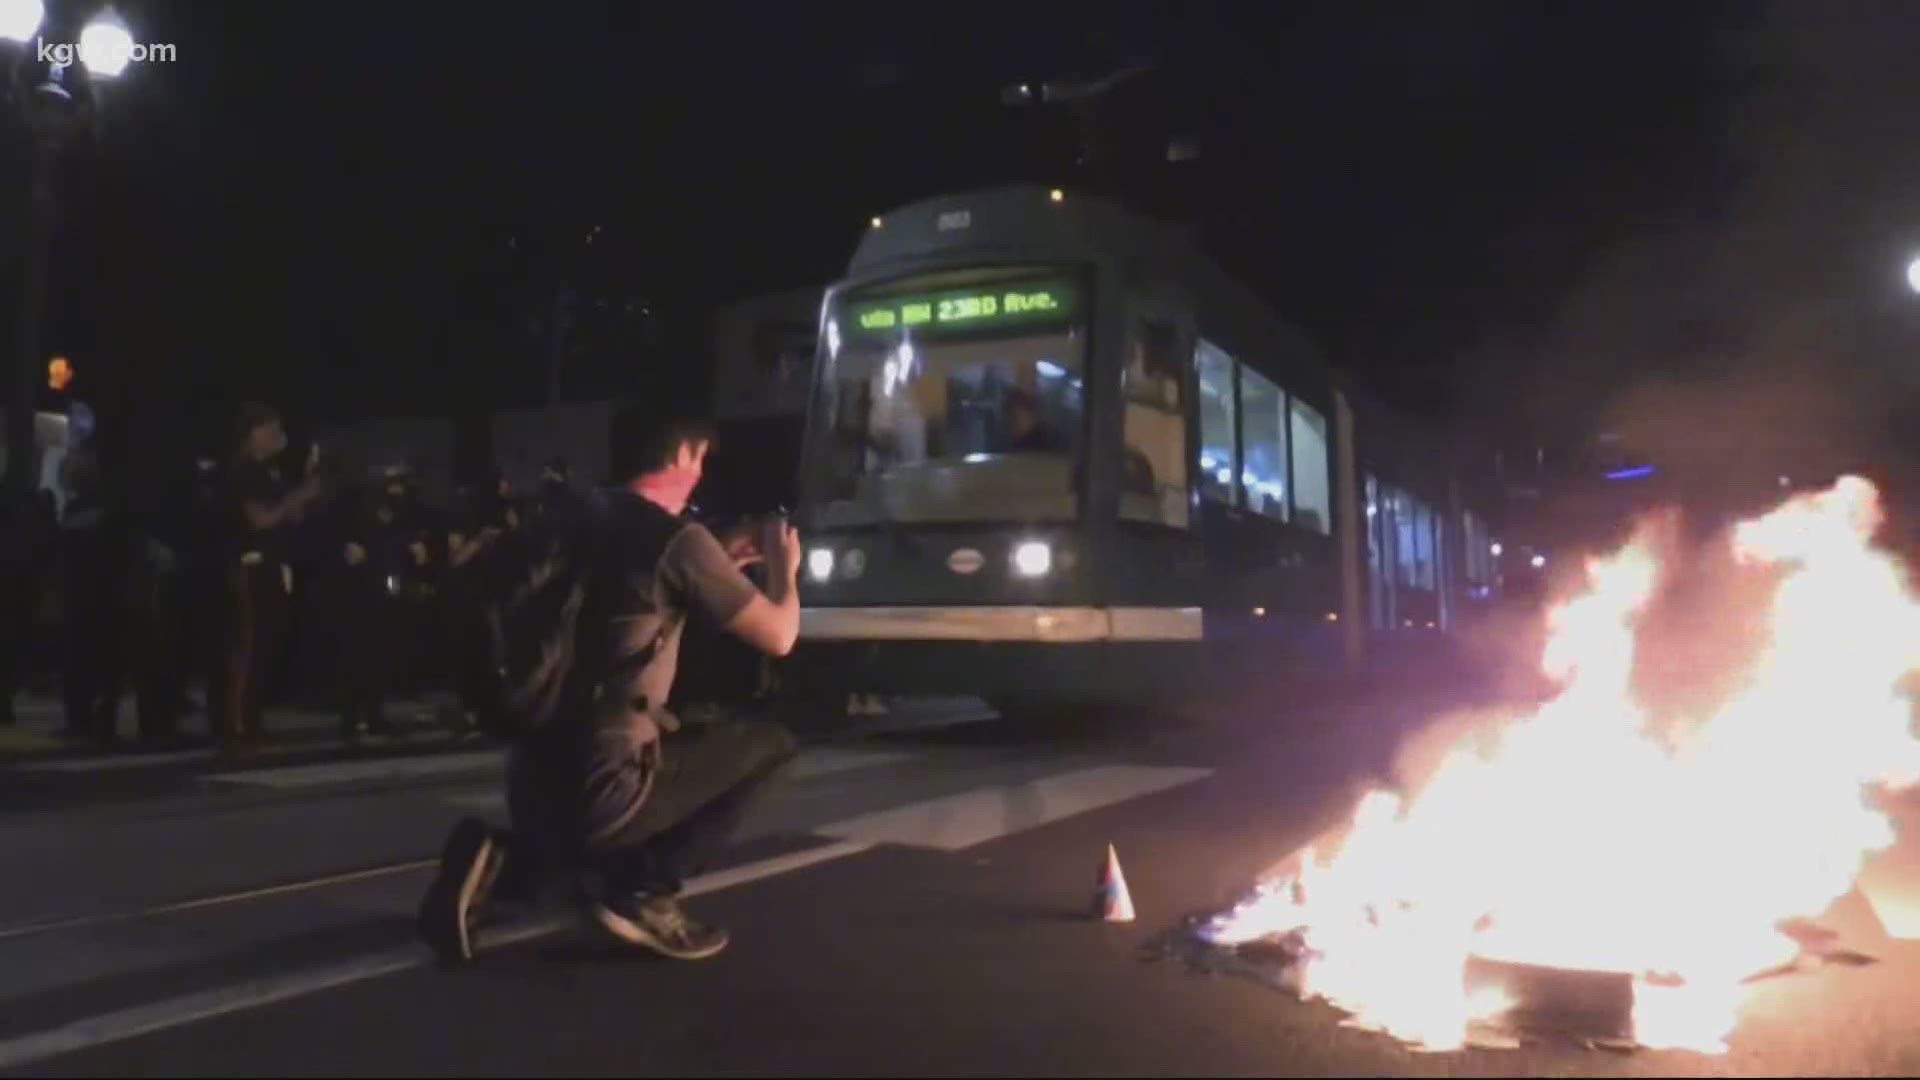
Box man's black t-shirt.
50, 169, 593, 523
572, 490, 760, 725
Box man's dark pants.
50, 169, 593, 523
501, 712, 798, 902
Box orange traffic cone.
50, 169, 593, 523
1095, 844, 1136, 923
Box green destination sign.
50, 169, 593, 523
846, 279, 1078, 336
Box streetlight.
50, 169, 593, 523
0, 0, 44, 44
1906, 254, 1920, 296
2, 2, 132, 507
76, 7, 132, 78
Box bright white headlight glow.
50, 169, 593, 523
79, 10, 134, 77
1012, 540, 1052, 578
807, 547, 835, 583
1530, 553, 1546, 569
0, 0, 43, 43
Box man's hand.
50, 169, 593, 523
721, 523, 764, 569
769, 519, 802, 583
722, 520, 804, 657
281, 477, 325, 525
629, 711, 662, 746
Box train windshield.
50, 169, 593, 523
807, 270, 1086, 527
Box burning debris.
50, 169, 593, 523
1182, 477, 1919, 1054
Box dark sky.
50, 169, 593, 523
12, 1, 1916, 474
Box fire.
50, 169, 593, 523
1205, 476, 1920, 1052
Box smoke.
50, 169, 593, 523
1466, 2, 1920, 468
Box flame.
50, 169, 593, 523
1205, 476, 1920, 1053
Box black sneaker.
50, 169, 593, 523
590, 894, 730, 960
418, 818, 502, 965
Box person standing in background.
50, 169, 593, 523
218, 403, 323, 755
180, 460, 223, 716
439, 469, 520, 732
56, 444, 130, 741
336, 466, 429, 740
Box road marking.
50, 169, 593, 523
441, 789, 506, 813
816, 763, 1213, 851
210, 750, 504, 789
787, 747, 922, 780
0, 838, 873, 1071
0, 860, 439, 944
9, 748, 216, 773
439, 746, 922, 814
477, 838, 875, 950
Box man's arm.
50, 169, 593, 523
672, 520, 803, 658
241, 477, 322, 532
723, 556, 801, 656
722, 520, 802, 656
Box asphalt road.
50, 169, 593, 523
3, 682, 1918, 1078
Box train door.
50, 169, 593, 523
1117, 316, 1193, 536
1101, 290, 1203, 617
1194, 338, 1274, 625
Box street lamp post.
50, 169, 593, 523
2, 1, 131, 507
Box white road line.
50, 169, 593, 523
0, 860, 439, 944
0, 838, 873, 1072
11, 749, 216, 774
816, 764, 1214, 851
441, 789, 506, 813
441, 746, 921, 814
478, 838, 875, 950
210, 750, 505, 789
0, 746, 913, 940
785, 748, 921, 780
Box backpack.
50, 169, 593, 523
464, 490, 672, 743
466, 494, 601, 742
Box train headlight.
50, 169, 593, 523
807, 547, 836, 583
1012, 540, 1053, 578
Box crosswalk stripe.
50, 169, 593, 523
436, 746, 922, 814
0, 839, 873, 1072
11, 748, 216, 773
211, 750, 505, 789
788, 747, 922, 780
816, 763, 1213, 851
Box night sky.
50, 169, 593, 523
8, 1, 1918, 483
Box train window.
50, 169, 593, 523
1239, 367, 1289, 522
1195, 339, 1237, 505
1414, 501, 1436, 589
1121, 320, 1191, 528
1390, 487, 1421, 588
1289, 397, 1332, 534
1366, 473, 1390, 629
811, 273, 1089, 526
1463, 511, 1492, 584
